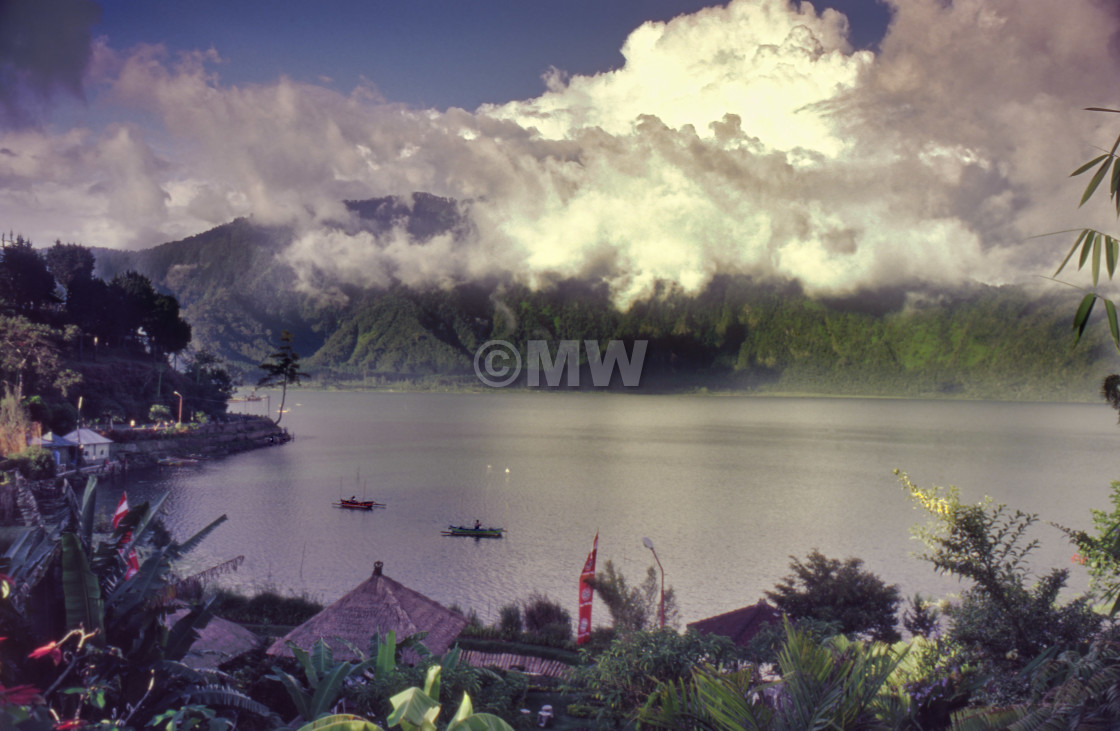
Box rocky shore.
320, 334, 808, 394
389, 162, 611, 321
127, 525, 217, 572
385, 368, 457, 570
107, 414, 292, 467
0, 415, 290, 525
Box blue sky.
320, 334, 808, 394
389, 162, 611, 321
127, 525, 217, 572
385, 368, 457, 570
93, 1, 891, 110
3, 0, 1120, 303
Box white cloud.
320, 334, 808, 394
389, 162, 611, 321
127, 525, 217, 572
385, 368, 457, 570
6, 0, 1120, 306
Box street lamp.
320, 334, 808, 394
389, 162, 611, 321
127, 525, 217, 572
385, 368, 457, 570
173, 391, 183, 425
642, 536, 665, 628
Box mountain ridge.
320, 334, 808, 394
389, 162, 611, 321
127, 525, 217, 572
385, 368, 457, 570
86, 193, 1115, 401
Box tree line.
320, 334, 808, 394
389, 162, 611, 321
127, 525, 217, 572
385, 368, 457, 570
0, 234, 233, 444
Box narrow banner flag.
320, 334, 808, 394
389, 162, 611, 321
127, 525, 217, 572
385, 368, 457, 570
577, 532, 598, 645
113, 492, 140, 579
112, 492, 129, 530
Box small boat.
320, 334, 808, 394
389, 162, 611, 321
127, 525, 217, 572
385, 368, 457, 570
334, 498, 385, 511
442, 525, 504, 538
157, 456, 198, 467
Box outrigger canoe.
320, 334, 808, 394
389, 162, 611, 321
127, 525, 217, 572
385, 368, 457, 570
442, 525, 504, 538
334, 499, 385, 511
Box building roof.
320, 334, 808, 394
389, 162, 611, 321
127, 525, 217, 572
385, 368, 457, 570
171, 610, 261, 669
266, 561, 468, 661
30, 432, 78, 448
687, 601, 783, 648
62, 428, 113, 445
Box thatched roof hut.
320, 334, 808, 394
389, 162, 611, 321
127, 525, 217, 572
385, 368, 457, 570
687, 601, 782, 648
171, 610, 261, 669
266, 561, 467, 661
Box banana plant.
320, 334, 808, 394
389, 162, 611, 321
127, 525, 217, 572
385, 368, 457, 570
269, 638, 379, 722
3, 476, 268, 727
385, 666, 513, 731
639, 620, 912, 731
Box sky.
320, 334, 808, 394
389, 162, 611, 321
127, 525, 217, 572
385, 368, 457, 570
3, 0, 1120, 306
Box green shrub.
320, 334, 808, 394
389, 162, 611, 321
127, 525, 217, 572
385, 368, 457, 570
498, 603, 523, 638
10, 446, 55, 479
213, 589, 323, 626
765, 548, 901, 643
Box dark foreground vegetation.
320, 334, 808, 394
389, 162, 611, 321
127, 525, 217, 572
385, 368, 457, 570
8, 467, 1120, 730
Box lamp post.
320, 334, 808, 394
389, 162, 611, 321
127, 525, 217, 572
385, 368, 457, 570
173, 391, 183, 425
642, 536, 665, 628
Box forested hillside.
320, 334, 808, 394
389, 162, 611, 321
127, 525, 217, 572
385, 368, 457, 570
89, 194, 1116, 400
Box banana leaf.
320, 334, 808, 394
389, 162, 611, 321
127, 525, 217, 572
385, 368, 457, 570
60, 532, 104, 638
294, 714, 383, 731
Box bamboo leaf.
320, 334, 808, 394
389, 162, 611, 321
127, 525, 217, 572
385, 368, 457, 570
1080, 232, 1097, 268
1072, 153, 1109, 177
60, 533, 104, 638
1081, 158, 1113, 206
1109, 237, 1119, 278
1056, 229, 1091, 276
1073, 293, 1097, 345
1108, 300, 1120, 353
1093, 234, 1102, 285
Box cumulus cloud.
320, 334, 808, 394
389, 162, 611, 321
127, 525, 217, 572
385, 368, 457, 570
7, 0, 1120, 306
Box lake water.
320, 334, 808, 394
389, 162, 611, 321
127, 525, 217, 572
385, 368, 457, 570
100, 391, 1120, 627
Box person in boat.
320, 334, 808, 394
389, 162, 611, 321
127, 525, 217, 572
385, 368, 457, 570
474, 519, 481, 530
350, 495, 357, 502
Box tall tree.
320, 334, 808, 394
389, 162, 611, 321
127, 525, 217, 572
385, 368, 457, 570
44, 241, 96, 306
258, 330, 304, 425
0, 236, 56, 315
765, 549, 901, 643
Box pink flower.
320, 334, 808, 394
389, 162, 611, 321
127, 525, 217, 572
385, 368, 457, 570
0, 683, 42, 706
28, 641, 62, 665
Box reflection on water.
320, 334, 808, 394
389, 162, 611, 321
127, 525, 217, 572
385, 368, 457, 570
98, 392, 1120, 625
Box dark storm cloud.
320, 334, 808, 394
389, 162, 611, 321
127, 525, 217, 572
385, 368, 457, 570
0, 0, 101, 125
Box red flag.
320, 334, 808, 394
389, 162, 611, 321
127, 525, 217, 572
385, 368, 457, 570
113, 492, 139, 578
577, 532, 598, 645
112, 493, 129, 530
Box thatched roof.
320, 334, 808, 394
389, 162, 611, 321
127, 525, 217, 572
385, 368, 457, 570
687, 601, 782, 648
170, 610, 261, 669
266, 561, 467, 661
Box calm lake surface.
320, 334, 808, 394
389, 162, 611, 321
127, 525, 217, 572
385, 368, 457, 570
100, 391, 1120, 626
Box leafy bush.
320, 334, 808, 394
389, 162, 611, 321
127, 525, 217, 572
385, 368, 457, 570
9, 446, 55, 479
765, 548, 901, 642
213, 589, 323, 626
522, 592, 571, 644
587, 560, 680, 631
567, 628, 740, 724
149, 403, 172, 422
498, 602, 522, 638
899, 470, 1103, 704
